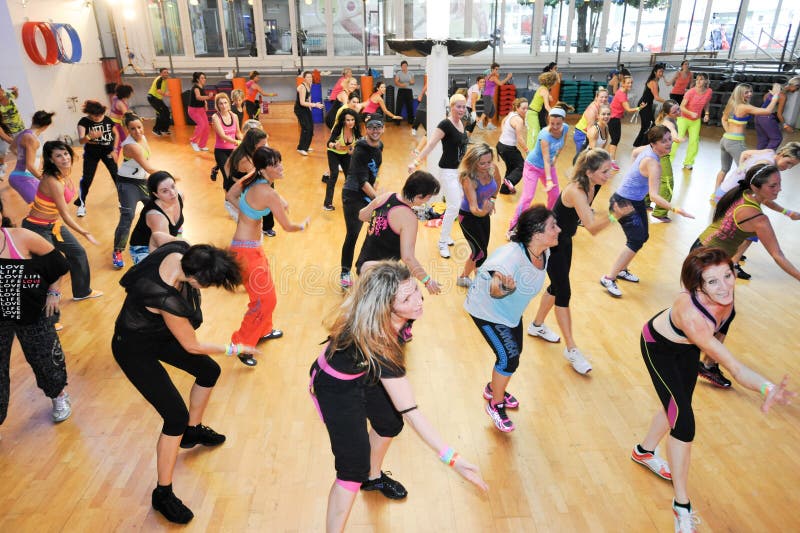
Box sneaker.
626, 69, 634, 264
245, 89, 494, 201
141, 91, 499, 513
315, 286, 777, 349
323, 204, 335, 211
683, 164, 693, 170
72, 290, 103, 301
76, 205, 87, 217
180, 423, 226, 449
630, 445, 672, 480
611, 160, 620, 171
502, 178, 516, 194
210, 166, 218, 181
297, 149, 309, 156
410, 128, 416, 136
321, 173, 329, 183
617, 269, 640, 282
600, 276, 622, 297
652, 215, 672, 223
340, 272, 353, 289
486, 123, 497, 130
261, 329, 283, 341
152, 130, 163, 137
698, 361, 732, 388
263, 228, 277, 237
734, 263, 751, 280
51, 392, 71, 423
563, 347, 592, 374
112, 250, 124, 269
527, 322, 560, 343
673, 501, 700, 533
190, 142, 200, 152
456, 276, 472, 287
485, 401, 514, 432
437, 242, 450, 259
199, 147, 209, 152
483, 382, 519, 408
238, 353, 257, 366
476, 121, 485, 130
152, 486, 194, 524
360, 471, 408, 500
307, 148, 314, 152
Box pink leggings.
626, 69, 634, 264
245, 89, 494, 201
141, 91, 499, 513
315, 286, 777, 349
187, 106, 210, 147
509, 161, 560, 229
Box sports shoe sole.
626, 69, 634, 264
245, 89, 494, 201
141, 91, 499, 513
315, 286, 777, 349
630, 450, 672, 481
485, 402, 515, 432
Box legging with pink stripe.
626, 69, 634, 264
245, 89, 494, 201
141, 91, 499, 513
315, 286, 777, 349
509, 161, 560, 230
187, 106, 210, 148
640, 315, 699, 442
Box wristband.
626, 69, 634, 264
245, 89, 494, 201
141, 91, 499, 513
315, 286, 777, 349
439, 446, 455, 465
47, 289, 61, 298
608, 213, 617, 223
488, 198, 496, 203
224, 343, 244, 356
449, 452, 459, 467
420, 275, 431, 284
760, 382, 775, 397
412, 159, 420, 167
670, 206, 679, 213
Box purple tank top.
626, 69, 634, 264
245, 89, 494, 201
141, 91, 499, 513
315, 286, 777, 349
13, 129, 34, 173
460, 177, 498, 212
484, 79, 497, 97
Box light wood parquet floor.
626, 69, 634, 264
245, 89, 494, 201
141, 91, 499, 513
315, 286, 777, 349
0, 104, 798, 532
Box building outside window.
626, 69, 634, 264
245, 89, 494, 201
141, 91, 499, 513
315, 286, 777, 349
223, 0, 258, 57
188, 0, 225, 57
261, 0, 292, 55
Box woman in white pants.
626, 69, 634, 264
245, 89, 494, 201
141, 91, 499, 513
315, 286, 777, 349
409, 94, 469, 258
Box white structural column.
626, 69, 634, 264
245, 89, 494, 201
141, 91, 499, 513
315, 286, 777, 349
424, 1, 450, 174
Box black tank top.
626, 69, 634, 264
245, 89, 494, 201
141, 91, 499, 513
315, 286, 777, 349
355, 194, 411, 273
129, 196, 184, 247
295, 84, 310, 112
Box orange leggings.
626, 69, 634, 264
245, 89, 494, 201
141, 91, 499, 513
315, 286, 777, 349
230, 243, 277, 346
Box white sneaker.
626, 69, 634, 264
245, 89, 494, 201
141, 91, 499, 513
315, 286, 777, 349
563, 347, 592, 374
617, 269, 640, 282
527, 322, 560, 343
600, 276, 622, 297
200, 146, 209, 151
438, 242, 450, 259
410, 128, 416, 136
486, 123, 497, 130
190, 142, 200, 152
52, 392, 71, 423
444, 237, 455, 246
476, 121, 485, 130
76, 205, 87, 217
673, 501, 700, 533
456, 276, 472, 287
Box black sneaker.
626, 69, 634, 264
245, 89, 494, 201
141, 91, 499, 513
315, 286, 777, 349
360, 471, 408, 500
180, 424, 226, 448
152, 486, 194, 524
734, 263, 751, 280
238, 353, 257, 366
321, 173, 329, 183
698, 362, 732, 388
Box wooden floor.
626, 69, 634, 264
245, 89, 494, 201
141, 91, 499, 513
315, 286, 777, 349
1, 104, 799, 532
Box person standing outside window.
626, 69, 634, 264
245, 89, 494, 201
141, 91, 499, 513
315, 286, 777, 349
394, 60, 416, 131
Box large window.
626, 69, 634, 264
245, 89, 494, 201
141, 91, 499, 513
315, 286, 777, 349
332, 0, 395, 57
570, 0, 604, 54
147, 0, 185, 56
261, 0, 292, 55
188, 0, 224, 57
542, 1, 569, 54
298, 0, 327, 56
736, 1, 799, 59
223, 0, 257, 57
671, 0, 709, 52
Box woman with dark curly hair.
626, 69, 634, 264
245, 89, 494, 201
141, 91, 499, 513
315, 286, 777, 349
323, 108, 361, 210
112, 239, 260, 524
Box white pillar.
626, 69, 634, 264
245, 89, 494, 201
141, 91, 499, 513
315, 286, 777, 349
424, 2, 450, 174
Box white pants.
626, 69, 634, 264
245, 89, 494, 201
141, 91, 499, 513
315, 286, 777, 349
437, 167, 462, 243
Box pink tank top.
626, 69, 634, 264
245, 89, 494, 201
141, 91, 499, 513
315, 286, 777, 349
2, 228, 23, 259
214, 113, 239, 150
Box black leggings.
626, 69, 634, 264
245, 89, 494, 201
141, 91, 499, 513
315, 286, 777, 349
245, 100, 260, 120
458, 210, 490, 267
640, 317, 699, 442
214, 148, 234, 188
395, 88, 415, 124
77, 147, 118, 206
295, 107, 314, 151
0, 313, 65, 424
470, 315, 523, 376
325, 151, 351, 207
634, 105, 655, 147
311, 360, 403, 482
340, 189, 367, 273
545, 235, 573, 307
496, 142, 524, 186
412, 110, 427, 132
608, 118, 622, 146
148, 95, 171, 133
112, 331, 220, 436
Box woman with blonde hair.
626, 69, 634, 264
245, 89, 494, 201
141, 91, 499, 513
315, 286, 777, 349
526, 71, 558, 150
456, 143, 501, 287
572, 87, 608, 163
409, 93, 469, 259
211, 92, 242, 187
310, 261, 487, 532
714, 83, 780, 189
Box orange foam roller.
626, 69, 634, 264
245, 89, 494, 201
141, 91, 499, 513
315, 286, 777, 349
360, 75, 373, 100
166, 78, 185, 127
